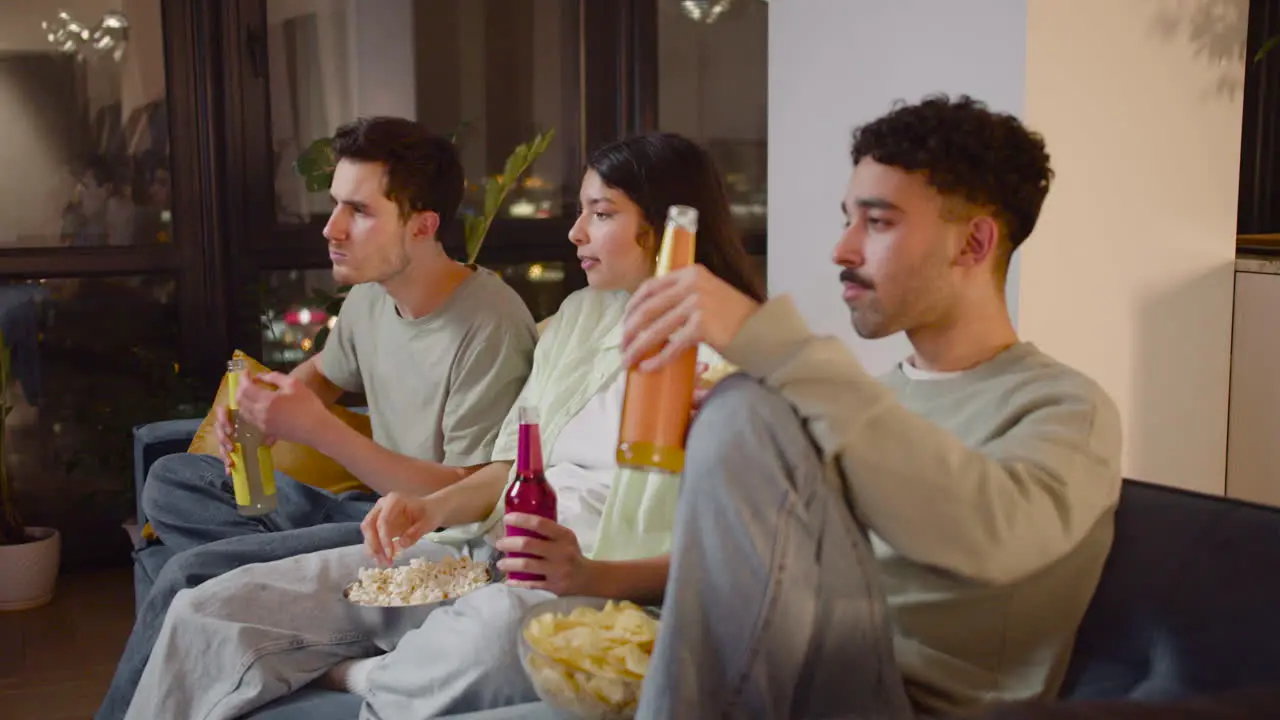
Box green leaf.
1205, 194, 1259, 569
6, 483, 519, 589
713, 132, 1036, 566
502, 148, 525, 185
294, 137, 336, 192
536, 129, 556, 155
1257, 34, 1280, 63
483, 177, 503, 217
464, 214, 486, 263
449, 119, 475, 145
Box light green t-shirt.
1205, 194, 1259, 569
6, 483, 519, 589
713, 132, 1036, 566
320, 267, 536, 468
725, 296, 1124, 714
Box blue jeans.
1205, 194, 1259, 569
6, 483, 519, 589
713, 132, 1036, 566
638, 374, 915, 719
141, 452, 379, 553
95, 453, 378, 720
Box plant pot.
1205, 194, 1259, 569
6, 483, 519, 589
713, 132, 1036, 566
0, 527, 61, 611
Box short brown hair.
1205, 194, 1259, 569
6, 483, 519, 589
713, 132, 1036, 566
331, 117, 465, 231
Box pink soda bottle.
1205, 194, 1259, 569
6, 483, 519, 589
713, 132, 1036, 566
504, 406, 557, 582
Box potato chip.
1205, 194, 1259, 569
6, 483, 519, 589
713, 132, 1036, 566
522, 600, 660, 718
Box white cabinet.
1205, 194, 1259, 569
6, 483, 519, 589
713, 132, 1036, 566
1227, 266, 1280, 506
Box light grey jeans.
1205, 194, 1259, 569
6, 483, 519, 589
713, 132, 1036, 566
637, 373, 915, 719
123, 539, 552, 720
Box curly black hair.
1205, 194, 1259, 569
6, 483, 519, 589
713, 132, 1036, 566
851, 94, 1053, 253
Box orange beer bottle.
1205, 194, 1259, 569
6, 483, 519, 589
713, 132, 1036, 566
616, 204, 700, 474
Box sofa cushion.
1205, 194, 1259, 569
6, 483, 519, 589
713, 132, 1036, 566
1061, 481, 1280, 701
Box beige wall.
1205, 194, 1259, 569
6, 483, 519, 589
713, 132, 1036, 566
770, 0, 1246, 494
1019, 0, 1244, 494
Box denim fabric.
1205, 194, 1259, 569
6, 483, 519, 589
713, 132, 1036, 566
638, 374, 914, 719
141, 452, 378, 552
122, 541, 549, 720
97, 453, 377, 720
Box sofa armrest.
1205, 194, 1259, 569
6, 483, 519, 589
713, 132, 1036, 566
132, 418, 202, 529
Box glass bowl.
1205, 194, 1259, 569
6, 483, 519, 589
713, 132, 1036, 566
517, 596, 659, 720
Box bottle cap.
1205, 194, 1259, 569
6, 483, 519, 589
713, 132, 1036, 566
666, 205, 699, 233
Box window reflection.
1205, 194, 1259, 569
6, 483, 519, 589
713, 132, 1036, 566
257, 262, 572, 371
267, 0, 576, 226
492, 262, 572, 322
658, 0, 767, 231
0, 2, 171, 248
258, 269, 339, 369
3, 276, 200, 568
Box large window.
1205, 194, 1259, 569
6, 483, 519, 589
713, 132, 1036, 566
0, 1, 218, 568
232, 0, 599, 361
0, 0, 769, 568
1239, 0, 1280, 245
266, 0, 579, 226
231, 0, 768, 361
0, 10, 170, 250
658, 0, 768, 235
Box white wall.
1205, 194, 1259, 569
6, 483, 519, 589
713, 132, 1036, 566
768, 0, 1245, 494
769, 0, 1027, 376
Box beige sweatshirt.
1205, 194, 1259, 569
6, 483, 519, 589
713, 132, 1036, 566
722, 296, 1123, 715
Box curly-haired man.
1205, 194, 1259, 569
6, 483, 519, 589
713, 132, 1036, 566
623, 95, 1123, 718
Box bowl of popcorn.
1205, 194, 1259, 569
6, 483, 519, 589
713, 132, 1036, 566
518, 596, 660, 720
342, 552, 497, 648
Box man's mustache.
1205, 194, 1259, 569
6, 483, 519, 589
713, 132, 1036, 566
839, 268, 874, 290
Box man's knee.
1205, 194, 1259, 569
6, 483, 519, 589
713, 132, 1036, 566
690, 373, 802, 447
684, 373, 824, 503
141, 453, 218, 522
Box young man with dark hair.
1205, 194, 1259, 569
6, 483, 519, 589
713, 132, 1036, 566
623, 95, 1123, 718
96, 116, 536, 720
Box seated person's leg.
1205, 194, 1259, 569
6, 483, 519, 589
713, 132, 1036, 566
639, 374, 914, 720
97, 523, 366, 720
123, 540, 397, 720
141, 451, 371, 552
352, 582, 553, 717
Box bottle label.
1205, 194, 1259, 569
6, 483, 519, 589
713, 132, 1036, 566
258, 446, 277, 497
229, 442, 251, 505
227, 370, 241, 410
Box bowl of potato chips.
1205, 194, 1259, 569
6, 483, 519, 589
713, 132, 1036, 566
518, 596, 660, 719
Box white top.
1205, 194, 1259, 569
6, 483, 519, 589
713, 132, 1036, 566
901, 359, 967, 381
543, 372, 626, 556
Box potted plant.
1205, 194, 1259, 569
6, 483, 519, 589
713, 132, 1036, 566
0, 329, 61, 611
293, 125, 556, 351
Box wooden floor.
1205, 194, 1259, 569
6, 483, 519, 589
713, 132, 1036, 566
0, 566, 135, 719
